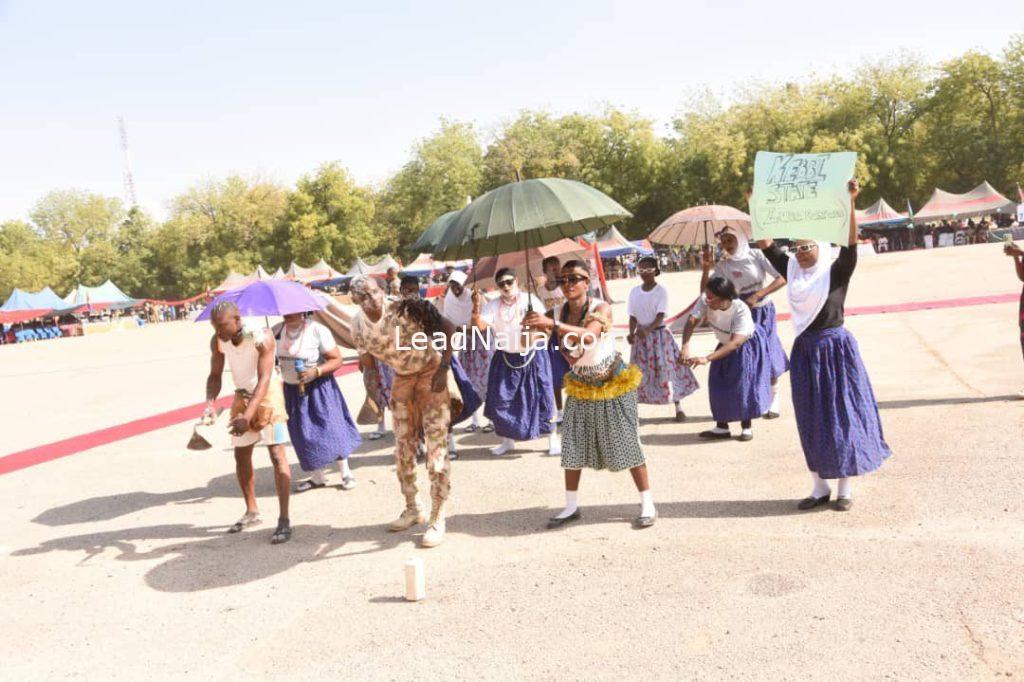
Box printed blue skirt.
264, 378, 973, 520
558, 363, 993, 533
708, 334, 772, 423
745, 298, 790, 381
790, 326, 891, 478
484, 349, 555, 440
450, 355, 482, 424
283, 375, 362, 471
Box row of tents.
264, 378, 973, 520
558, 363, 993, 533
1, 280, 136, 325
855, 181, 1019, 228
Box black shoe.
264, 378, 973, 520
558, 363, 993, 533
698, 429, 732, 440
763, 411, 780, 420
674, 410, 686, 422
737, 431, 754, 442
833, 497, 853, 512
546, 509, 581, 529
797, 494, 831, 510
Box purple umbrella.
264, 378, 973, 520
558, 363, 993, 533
195, 280, 325, 322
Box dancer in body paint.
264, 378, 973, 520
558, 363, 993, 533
757, 179, 891, 511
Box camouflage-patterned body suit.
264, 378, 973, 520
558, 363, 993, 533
351, 300, 451, 522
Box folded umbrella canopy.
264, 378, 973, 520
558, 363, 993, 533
195, 280, 325, 321
648, 204, 752, 246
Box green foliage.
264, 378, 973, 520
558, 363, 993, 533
2, 38, 1022, 302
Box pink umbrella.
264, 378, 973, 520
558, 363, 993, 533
648, 205, 752, 246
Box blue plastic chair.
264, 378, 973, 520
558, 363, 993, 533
52, 326, 63, 338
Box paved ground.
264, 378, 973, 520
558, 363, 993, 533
2, 243, 1023, 679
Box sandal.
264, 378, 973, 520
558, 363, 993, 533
463, 423, 479, 433
227, 512, 261, 534
340, 475, 357, 491
294, 479, 326, 493
270, 519, 292, 544
367, 431, 384, 441
481, 424, 494, 433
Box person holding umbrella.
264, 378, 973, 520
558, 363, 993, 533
470, 268, 557, 456
348, 275, 459, 548
273, 312, 361, 492
202, 300, 293, 544
523, 260, 656, 529
700, 225, 789, 418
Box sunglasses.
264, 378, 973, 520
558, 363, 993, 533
793, 243, 818, 254
637, 266, 657, 273
496, 278, 516, 288
559, 275, 589, 285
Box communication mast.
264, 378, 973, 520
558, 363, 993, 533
117, 116, 138, 208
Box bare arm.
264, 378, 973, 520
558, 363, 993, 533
847, 179, 860, 247
205, 335, 224, 412
679, 315, 700, 354
754, 275, 787, 301
706, 333, 748, 362
316, 346, 342, 376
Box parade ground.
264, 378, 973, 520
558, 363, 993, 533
2, 243, 1023, 679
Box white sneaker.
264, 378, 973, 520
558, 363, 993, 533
490, 438, 514, 456
547, 432, 562, 456
420, 518, 446, 548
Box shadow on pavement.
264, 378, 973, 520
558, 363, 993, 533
13, 498, 803, 592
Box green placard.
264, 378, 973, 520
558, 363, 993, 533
750, 151, 856, 244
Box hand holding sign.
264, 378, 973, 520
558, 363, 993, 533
750, 151, 857, 245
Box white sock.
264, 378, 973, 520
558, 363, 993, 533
555, 409, 563, 423
555, 490, 578, 519
674, 400, 683, 413
548, 431, 562, 455
740, 427, 753, 437
811, 472, 831, 498
376, 420, 387, 434
471, 410, 481, 428
640, 490, 656, 518
337, 458, 352, 478
837, 477, 852, 500
448, 433, 457, 453
490, 437, 514, 455
310, 468, 327, 486
710, 426, 730, 435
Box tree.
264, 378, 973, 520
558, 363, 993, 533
280, 162, 379, 267
379, 120, 484, 252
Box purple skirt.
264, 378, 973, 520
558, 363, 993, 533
708, 335, 772, 423
484, 349, 555, 440
450, 355, 482, 424
790, 326, 891, 478
745, 298, 789, 381
283, 375, 362, 471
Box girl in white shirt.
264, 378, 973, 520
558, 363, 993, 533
627, 256, 698, 420
680, 276, 772, 442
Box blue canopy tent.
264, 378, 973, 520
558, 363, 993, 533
1, 286, 66, 312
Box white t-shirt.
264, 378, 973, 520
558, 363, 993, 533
537, 280, 566, 312
627, 283, 669, 327
711, 251, 781, 306
481, 292, 545, 354
273, 320, 337, 385
691, 297, 755, 345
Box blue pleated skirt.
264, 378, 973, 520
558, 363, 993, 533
450, 355, 482, 424
790, 326, 891, 478
746, 299, 790, 381
708, 334, 772, 423
283, 375, 362, 471
484, 349, 555, 440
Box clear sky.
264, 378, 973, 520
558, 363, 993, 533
1, 0, 1022, 222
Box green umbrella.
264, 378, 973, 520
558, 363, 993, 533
411, 209, 462, 253
431, 178, 632, 261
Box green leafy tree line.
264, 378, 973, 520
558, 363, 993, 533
2, 39, 1022, 300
